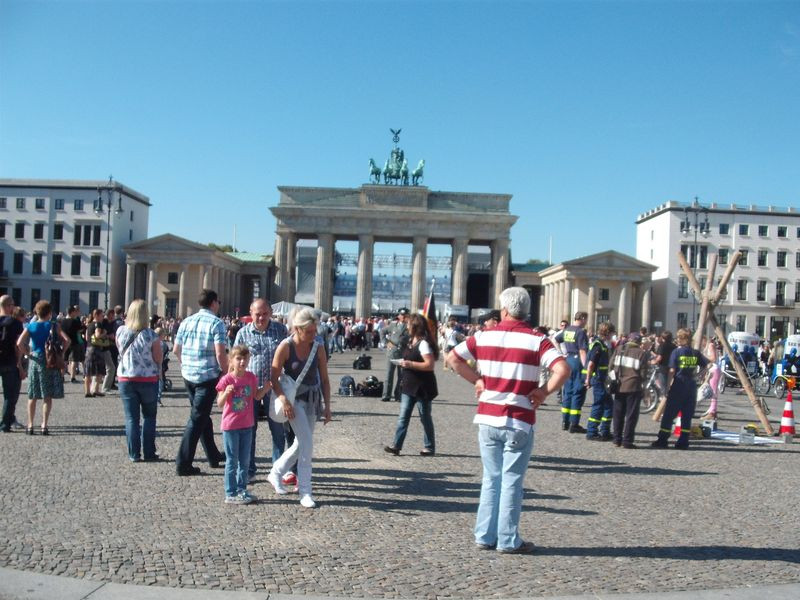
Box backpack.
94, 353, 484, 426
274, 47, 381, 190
353, 353, 371, 370
0, 316, 17, 363
45, 321, 65, 370
338, 375, 356, 396
358, 375, 384, 397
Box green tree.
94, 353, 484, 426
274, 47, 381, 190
208, 243, 235, 252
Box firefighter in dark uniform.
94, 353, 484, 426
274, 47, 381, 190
651, 327, 708, 449
381, 308, 410, 402
554, 311, 589, 433
584, 321, 615, 441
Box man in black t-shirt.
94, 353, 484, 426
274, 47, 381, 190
651, 331, 676, 402
0, 295, 25, 432
61, 305, 86, 383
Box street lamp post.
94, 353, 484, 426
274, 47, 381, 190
679, 197, 710, 331
95, 176, 124, 311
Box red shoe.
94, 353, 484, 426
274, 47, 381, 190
282, 472, 297, 486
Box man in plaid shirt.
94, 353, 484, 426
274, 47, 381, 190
234, 298, 288, 481
174, 289, 228, 476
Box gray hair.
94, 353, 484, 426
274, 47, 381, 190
292, 306, 318, 330
499, 287, 530, 319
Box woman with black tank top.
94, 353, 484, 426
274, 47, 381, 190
268, 307, 331, 508
384, 313, 439, 457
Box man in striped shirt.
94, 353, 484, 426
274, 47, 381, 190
174, 289, 228, 476
447, 287, 570, 554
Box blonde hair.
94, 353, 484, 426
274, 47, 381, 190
125, 299, 150, 332
292, 306, 317, 330
676, 328, 692, 346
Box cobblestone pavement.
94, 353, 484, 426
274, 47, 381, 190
1, 348, 798, 599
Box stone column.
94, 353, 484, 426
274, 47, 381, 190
355, 234, 374, 319
411, 236, 427, 312
146, 263, 158, 316
315, 234, 334, 312
178, 267, 187, 318
544, 283, 552, 326
259, 274, 267, 302
234, 273, 241, 314
490, 238, 510, 308
539, 285, 546, 326
563, 278, 573, 322
451, 237, 469, 306
286, 233, 297, 302
198, 264, 206, 293
124, 261, 135, 310
641, 281, 652, 332
587, 281, 597, 335
618, 281, 630, 335
273, 232, 287, 299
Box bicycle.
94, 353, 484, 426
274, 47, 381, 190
641, 366, 659, 414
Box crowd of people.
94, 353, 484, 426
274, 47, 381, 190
0, 285, 753, 555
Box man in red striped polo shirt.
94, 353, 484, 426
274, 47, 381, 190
447, 287, 569, 554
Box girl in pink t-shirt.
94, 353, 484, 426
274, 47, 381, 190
216, 345, 268, 504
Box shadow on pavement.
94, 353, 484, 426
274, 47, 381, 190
536, 545, 800, 563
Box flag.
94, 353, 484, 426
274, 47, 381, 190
422, 279, 437, 341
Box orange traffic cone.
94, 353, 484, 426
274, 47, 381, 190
672, 411, 682, 437
780, 388, 796, 436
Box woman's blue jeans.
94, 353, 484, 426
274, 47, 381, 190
475, 424, 534, 551
392, 393, 435, 452
119, 380, 159, 461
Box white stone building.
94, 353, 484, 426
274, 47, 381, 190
0, 179, 150, 313
636, 200, 800, 340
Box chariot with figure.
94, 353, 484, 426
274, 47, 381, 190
368, 129, 425, 186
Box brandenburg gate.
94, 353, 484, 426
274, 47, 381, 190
270, 185, 517, 318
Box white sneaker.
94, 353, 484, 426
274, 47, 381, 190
267, 471, 288, 495
299, 494, 317, 508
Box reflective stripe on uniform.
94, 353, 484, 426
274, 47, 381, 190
561, 407, 570, 414
588, 417, 601, 423
569, 409, 581, 416
614, 355, 641, 370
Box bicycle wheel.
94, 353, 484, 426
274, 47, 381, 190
718, 376, 726, 394
754, 374, 770, 396
164, 377, 173, 391
773, 378, 786, 399
641, 386, 658, 413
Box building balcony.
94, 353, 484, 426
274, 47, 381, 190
770, 297, 795, 309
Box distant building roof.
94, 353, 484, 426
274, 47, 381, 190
512, 262, 550, 273
227, 251, 272, 263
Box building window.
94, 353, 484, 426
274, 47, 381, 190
719, 223, 730, 235
719, 248, 729, 265
130, 209, 134, 222
778, 226, 788, 238
69, 290, 80, 309
0, 198, 6, 209
776, 281, 787, 304
737, 280, 748, 301
739, 224, 749, 236
677, 312, 688, 329
756, 316, 766, 337
599, 288, 610, 301
54, 223, 63, 240
167, 272, 179, 285
11, 288, 21, 307
90, 255, 101, 277
93, 225, 101, 246
14, 222, 24, 239
796, 282, 800, 303
739, 250, 748, 266
757, 249, 768, 267
35, 198, 45, 210
758, 225, 768, 237
0, 222, 5, 238
16, 198, 25, 209
55, 198, 65, 211
74, 199, 84, 211
32, 253, 43, 275
13, 252, 23, 274
736, 315, 747, 331
71, 255, 81, 276
52, 254, 62, 275
0, 252, 3, 273
777, 251, 787, 268
756, 280, 767, 302
83, 225, 91, 246
30, 289, 41, 307
129, 229, 133, 241
34, 223, 44, 240
89, 290, 99, 309
50, 289, 61, 314
678, 276, 689, 299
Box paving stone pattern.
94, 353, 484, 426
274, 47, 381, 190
1, 349, 799, 598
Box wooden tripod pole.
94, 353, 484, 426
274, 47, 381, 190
676, 251, 774, 435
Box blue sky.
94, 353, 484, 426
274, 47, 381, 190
1, 0, 798, 265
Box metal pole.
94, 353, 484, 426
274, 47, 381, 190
104, 190, 111, 310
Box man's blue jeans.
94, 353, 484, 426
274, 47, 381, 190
176, 377, 223, 470
119, 380, 159, 461
1, 365, 22, 430
475, 424, 534, 551
223, 427, 253, 497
